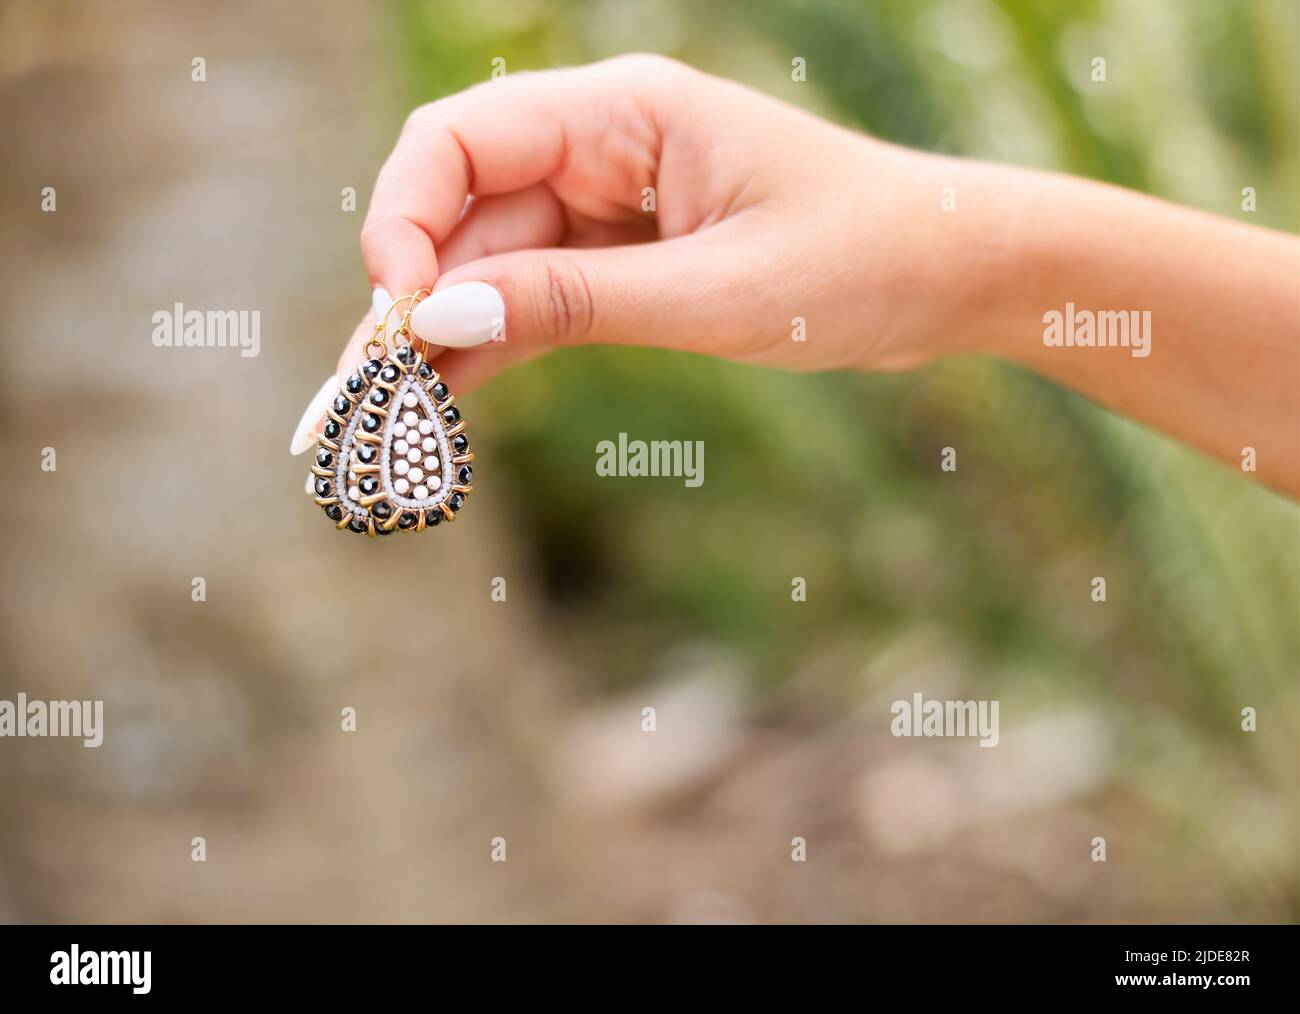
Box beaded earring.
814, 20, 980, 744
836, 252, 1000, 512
307, 290, 473, 536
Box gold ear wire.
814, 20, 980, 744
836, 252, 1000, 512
384, 288, 432, 346
364, 288, 431, 359
362, 320, 388, 360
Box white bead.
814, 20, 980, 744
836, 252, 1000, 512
409, 467, 424, 483
394, 478, 410, 494
413, 485, 429, 499
421, 437, 436, 452
428, 475, 441, 490
406, 448, 420, 462
402, 392, 418, 408
348, 485, 361, 500
394, 439, 409, 454
403, 411, 419, 427
418, 419, 433, 435
393, 422, 407, 437
394, 459, 409, 475
422, 456, 438, 471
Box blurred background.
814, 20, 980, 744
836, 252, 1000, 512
0, 0, 1296, 922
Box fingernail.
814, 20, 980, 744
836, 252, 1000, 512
290, 375, 338, 455
409, 282, 504, 348
371, 285, 400, 334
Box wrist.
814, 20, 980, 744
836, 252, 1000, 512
920, 154, 1034, 364
844, 146, 1026, 370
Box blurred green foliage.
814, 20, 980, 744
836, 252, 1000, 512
395, 0, 1297, 908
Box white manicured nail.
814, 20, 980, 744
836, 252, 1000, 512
290, 375, 337, 455
409, 282, 504, 348
371, 285, 403, 335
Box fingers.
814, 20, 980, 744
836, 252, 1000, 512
359, 73, 573, 295
335, 185, 569, 382
358, 56, 682, 295
411, 226, 771, 393
437, 184, 567, 270
415, 227, 766, 356
341, 54, 737, 405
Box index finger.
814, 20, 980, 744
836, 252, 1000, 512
360, 67, 586, 297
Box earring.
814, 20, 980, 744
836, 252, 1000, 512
308, 290, 474, 536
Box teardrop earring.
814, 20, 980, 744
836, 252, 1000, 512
307, 290, 474, 536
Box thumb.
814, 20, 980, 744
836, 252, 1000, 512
409, 235, 759, 354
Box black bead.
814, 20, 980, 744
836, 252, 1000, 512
457, 465, 473, 485
346, 374, 365, 394
432, 382, 449, 400
324, 504, 343, 522
359, 475, 378, 495
442, 407, 460, 425
397, 511, 418, 530
362, 414, 381, 432
417, 363, 433, 379
424, 508, 443, 527
453, 434, 469, 453
348, 518, 369, 534
333, 395, 350, 415
380, 365, 400, 383
369, 388, 389, 406
364, 359, 382, 378
376, 523, 393, 535
357, 444, 377, 464
395, 347, 413, 365
316, 449, 333, 468
324, 421, 341, 440
371, 500, 391, 519
314, 477, 332, 497
448, 493, 465, 512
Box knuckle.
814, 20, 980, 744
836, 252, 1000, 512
608, 52, 684, 79
400, 104, 430, 137
358, 218, 385, 263
403, 92, 478, 139
401, 101, 436, 134
401, 98, 452, 137
537, 258, 594, 344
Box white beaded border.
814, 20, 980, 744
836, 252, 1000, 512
379, 374, 454, 512
333, 391, 369, 519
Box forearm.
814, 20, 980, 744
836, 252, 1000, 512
931, 155, 1300, 496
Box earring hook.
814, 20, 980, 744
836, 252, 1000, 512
364, 288, 431, 358
383, 288, 431, 346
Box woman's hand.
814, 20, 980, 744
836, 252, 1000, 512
293, 54, 1299, 498
335, 54, 981, 387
